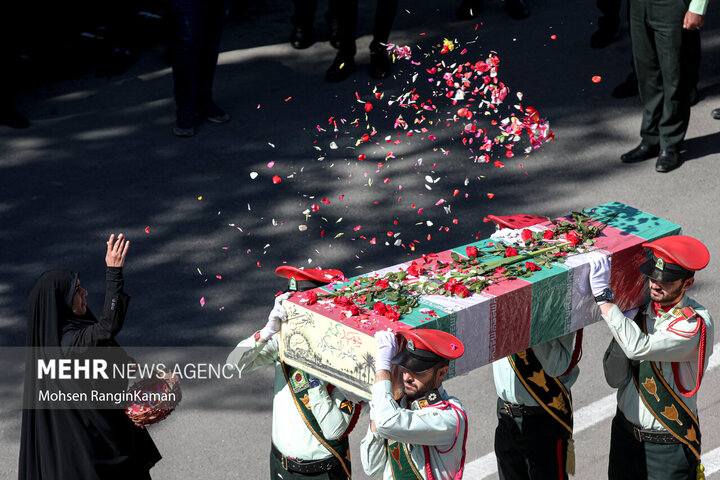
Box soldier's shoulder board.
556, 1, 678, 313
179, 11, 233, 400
666, 306, 703, 338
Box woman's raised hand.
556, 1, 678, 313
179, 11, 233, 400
105, 233, 130, 267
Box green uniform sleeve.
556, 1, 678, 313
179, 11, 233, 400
602, 304, 702, 363
688, 0, 708, 15
360, 425, 388, 476
532, 332, 575, 377
225, 333, 279, 376
602, 338, 631, 388
308, 385, 352, 440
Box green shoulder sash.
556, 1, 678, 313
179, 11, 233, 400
386, 440, 424, 480
509, 348, 573, 433
630, 309, 702, 459
279, 361, 352, 478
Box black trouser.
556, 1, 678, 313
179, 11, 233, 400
334, 0, 399, 56
596, 0, 622, 33
608, 413, 697, 480
631, 0, 694, 152
269, 452, 348, 480
494, 398, 570, 480
171, 0, 229, 110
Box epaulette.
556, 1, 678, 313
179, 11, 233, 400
416, 389, 443, 409
667, 306, 703, 338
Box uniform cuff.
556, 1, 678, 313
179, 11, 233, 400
688, 0, 707, 15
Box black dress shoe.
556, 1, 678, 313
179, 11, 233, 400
456, 0, 483, 20
506, 0, 530, 19
290, 24, 315, 49
590, 28, 620, 49
655, 150, 680, 173
712, 108, 720, 120
620, 144, 659, 163
612, 75, 639, 99
325, 54, 356, 82
369, 48, 390, 79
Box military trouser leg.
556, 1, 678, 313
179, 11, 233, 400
494, 399, 569, 480
608, 413, 697, 480
630, 0, 690, 152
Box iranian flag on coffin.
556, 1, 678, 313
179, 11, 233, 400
279, 202, 681, 399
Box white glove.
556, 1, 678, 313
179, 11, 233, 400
588, 252, 611, 297
374, 331, 399, 372
260, 292, 292, 340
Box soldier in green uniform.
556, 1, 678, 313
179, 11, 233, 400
492, 332, 580, 480
226, 267, 360, 480
360, 329, 468, 480
620, 0, 708, 172
589, 235, 713, 479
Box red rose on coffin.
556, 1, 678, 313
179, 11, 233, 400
347, 305, 360, 316
525, 262, 541, 272
454, 284, 471, 298
520, 229, 533, 242
373, 302, 388, 315
333, 296, 352, 306
465, 246, 478, 258
566, 231, 580, 246
384, 308, 400, 321
304, 291, 318, 305
375, 279, 390, 289
407, 262, 425, 276
505, 246, 518, 257
543, 230, 555, 240
443, 279, 458, 292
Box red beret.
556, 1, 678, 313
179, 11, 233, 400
275, 266, 344, 285
639, 235, 709, 282
486, 214, 547, 229
391, 329, 465, 372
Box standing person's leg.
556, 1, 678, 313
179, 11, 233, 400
326, 0, 357, 82
195, 0, 230, 123
608, 413, 647, 479
592, 0, 622, 47
290, 0, 318, 49
171, 0, 202, 136
630, 0, 663, 150
495, 407, 531, 480
652, 0, 689, 172
681, 28, 700, 104
369, 0, 398, 79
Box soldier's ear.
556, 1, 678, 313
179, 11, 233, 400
682, 277, 695, 291
435, 365, 449, 384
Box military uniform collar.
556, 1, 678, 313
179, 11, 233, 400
408, 386, 448, 411
647, 295, 688, 322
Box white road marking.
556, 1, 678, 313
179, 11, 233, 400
702, 446, 720, 476
465, 344, 720, 479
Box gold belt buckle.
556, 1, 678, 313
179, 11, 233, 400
632, 426, 643, 443
282, 454, 289, 471
503, 402, 515, 417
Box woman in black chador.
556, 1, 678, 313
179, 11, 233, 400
19, 234, 161, 479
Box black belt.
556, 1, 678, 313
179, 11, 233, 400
616, 410, 681, 444
271, 443, 341, 474
500, 399, 547, 418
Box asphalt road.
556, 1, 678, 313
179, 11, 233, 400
2, 0, 720, 478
